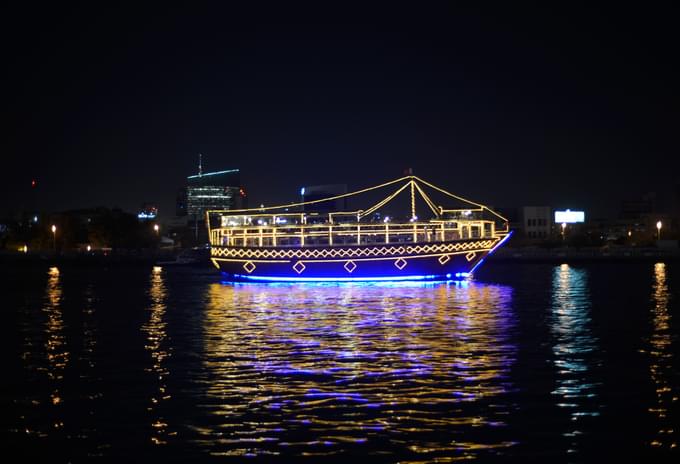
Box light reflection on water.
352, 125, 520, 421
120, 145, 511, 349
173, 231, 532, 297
194, 281, 517, 461
643, 263, 677, 449
17, 266, 69, 438
549, 264, 601, 454
141, 266, 174, 445
45, 267, 68, 412
8, 264, 679, 461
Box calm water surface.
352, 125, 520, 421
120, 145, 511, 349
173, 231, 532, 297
1, 262, 679, 462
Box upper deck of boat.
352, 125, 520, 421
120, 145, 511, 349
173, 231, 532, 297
207, 176, 509, 249
209, 213, 504, 248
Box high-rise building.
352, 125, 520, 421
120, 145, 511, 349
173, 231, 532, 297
183, 169, 244, 220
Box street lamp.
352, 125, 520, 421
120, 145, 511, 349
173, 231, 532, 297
154, 224, 160, 235
51, 225, 57, 250
656, 221, 662, 240
561, 222, 567, 241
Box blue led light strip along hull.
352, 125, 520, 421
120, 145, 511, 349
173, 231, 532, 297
467, 231, 513, 277
227, 273, 453, 283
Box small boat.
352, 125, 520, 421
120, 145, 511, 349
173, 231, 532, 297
207, 175, 511, 282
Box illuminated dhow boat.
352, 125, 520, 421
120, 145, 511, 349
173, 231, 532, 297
207, 175, 512, 282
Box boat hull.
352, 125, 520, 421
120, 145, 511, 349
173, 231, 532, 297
211, 235, 509, 282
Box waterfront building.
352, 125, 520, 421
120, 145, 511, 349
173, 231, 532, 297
521, 206, 552, 239
186, 169, 243, 218
174, 165, 245, 244
175, 169, 245, 221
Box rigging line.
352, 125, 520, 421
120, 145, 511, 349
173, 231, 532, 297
413, 176, 508, 223
413, 175, 484, 208
359, 183, 409, 219
211, 176, 412, 214
359, 180, 412, 219
410, 180, 416, 219
413, 180, 441, 217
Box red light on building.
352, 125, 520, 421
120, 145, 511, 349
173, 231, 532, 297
31, 179, 37, 188
239, 188, 247, 197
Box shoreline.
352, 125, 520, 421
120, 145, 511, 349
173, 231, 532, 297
1, 245, 679, 268
488, 246, 680, 262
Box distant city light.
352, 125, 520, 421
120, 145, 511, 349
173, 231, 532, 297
51, 225, 56, 233
137, 212, 157, 219
656, 221, 662, 240
554, 209, 585, 224
86, 245, 91, 252
384, 216, 390, 223
33, 216, 38, 223
300, 187, 305, 196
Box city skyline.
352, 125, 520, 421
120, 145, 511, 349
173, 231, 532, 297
4, 5, 679, 218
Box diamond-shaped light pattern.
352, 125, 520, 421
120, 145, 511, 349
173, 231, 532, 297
243, 261, 256, 273
212, 239, 497, 260
344, 260, 357, 273
394, 258, 407, 270
438, 254, 451, 265
465, 252, 476, 262
293, 261, 306, 274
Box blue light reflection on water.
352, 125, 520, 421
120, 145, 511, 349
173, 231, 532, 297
195, 279, 518, 460
549, 264, 602, 454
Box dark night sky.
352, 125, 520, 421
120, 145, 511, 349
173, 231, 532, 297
3, 4, 679, 218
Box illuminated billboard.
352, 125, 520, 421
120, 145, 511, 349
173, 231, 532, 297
554, 210, 585, 224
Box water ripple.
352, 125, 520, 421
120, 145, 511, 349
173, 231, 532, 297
191, 281, 518, 460
549, 264, 602, 455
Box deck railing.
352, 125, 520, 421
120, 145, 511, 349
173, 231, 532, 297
209, 218, 505, 248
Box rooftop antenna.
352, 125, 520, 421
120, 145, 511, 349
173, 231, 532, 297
198, 153, 203, 176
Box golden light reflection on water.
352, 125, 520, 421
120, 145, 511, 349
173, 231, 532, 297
16, 266, 69, 438
550, 264, 601, 454
643, 263, 677, 449
141, 265, 174, 445
44, 266, 68, 429
196, 281, 517, 460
